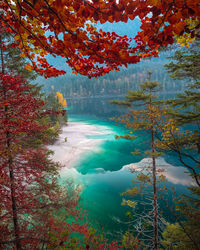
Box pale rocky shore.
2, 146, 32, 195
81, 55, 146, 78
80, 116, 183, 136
48, 121, 111, 174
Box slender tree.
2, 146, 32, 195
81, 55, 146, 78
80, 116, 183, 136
110, 73, 164, 249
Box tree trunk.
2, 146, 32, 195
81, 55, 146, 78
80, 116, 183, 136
0, 35, 5, 74
152, 128, 158, 250
149, 83, 158, 250
7, 133, 22, 250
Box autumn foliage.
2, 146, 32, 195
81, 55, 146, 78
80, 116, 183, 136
0, 73, 62, 247
0, 74, 71, 247
56, 91, 67, 108
0, 0, 199, 78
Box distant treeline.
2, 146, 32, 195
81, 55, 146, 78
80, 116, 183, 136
42, 50, 188, 98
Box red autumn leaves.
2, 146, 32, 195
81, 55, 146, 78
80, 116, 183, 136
0, 0, 199, 77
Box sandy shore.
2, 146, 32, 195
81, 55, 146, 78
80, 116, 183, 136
48, 122, 111, 173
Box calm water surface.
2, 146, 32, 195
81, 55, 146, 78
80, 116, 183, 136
60, 97, 192, 240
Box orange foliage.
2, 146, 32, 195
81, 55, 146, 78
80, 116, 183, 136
0, 0, 199, 78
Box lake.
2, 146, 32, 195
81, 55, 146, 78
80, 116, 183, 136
58, 96, 193, 242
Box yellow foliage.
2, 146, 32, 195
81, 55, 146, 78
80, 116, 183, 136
121, 199, 137, 208
62, 99, 67, 108
175, 18, 198, 47
56, 91, 67, 108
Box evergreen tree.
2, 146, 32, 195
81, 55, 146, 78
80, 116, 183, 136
110, 73, 164, 249
155, 40, 200, 186
160, 41, 200, 249
0, 28, 37, 80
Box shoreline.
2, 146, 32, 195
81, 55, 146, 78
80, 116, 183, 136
48, 121, 111, 174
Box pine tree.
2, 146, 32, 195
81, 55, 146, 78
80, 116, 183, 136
110, 73, 164, 250
160, 41, 200, 249
154, 40, 200, 186
0, 27, 37, 80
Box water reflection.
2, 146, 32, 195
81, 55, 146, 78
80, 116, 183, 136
123, 157, 194, 186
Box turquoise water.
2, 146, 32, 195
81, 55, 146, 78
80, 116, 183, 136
61, 98, 192, 241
